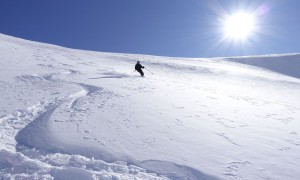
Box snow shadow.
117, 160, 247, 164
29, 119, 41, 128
140, 160, 220, 180
89, 72, 131, 79
225, 54, 300, 79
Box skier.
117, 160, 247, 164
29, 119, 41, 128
135, 61, 145, 77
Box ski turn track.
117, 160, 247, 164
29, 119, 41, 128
0, 74, 169, 179
0, 70, 218, 179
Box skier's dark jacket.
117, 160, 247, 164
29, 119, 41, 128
135, 63, 144, 71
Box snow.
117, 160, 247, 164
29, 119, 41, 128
0, 33, 300, 179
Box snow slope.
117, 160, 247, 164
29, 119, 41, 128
0, 33, 300, 180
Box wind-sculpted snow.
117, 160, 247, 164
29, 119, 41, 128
1, 33, 300, 179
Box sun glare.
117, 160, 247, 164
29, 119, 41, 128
223, 12, 256, 40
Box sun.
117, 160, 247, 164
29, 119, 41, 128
223, 12, 256, 40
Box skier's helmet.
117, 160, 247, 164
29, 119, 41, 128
137, 61, 140, 63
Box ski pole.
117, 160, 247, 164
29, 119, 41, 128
145, 67, 154, 74
131, 70, 136, 74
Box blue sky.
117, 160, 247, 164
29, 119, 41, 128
1, 0, 300, 57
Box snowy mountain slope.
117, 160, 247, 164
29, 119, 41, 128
0, 33, 300, 180
222, 54, 300, 79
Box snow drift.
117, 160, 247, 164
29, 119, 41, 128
0, 33, 300, 180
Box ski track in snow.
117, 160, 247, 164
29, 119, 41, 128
1, 70, 170, 179
2, 69, 210, 179
1, 34, 300, 179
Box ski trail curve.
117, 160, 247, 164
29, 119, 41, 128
4, 71, 219, 180
15, 83, 135, 163
0, 101, 57, 152
0, 81, 167, 179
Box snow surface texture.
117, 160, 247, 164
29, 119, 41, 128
0, 33, 300, 180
